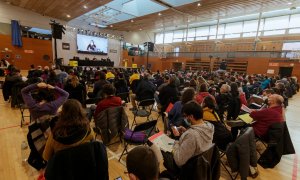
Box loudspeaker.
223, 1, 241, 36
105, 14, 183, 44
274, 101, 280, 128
144, 42, 154, 52
51, 24, 65, 39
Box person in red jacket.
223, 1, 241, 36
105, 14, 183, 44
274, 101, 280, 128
94, 84, 122, 119
250, 94, 284, 138
195, 83, 216, 105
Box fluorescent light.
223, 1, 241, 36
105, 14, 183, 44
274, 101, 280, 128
288, 2, 292, 5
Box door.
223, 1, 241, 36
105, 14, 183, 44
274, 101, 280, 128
279, 67, 293, 78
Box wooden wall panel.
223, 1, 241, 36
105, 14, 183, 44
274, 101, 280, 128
0, 34, 53, 70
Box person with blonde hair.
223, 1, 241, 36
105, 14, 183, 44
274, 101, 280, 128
64, 75, 86, 105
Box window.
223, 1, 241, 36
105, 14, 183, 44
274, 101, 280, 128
225, 34, 240, 39
196, 27, 209, 36
243, 32, 257, 37
187, 37, 195, 41
155, 33, 164, 44
209, 25, 217, 35
264, 30, 285, 36
164, 32, 173, 43
196, 36, 208, 41
225, 22, 243, 34
217, 24, 225, 35
173, 38, 183, 42
209, 35, 216, 40
289, 14, 300, 28
173, 30, 184, 38
187, 28, 196, 37
243, 20, 258, 32
289, 28, 300, 34
264, 16, 289, 30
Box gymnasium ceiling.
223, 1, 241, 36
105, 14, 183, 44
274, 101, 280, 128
2, 0, 300, 32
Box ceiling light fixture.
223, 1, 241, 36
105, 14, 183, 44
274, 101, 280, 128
131, 19, 134, 22
197, 3, 201, 6
83, 5, 88, 9
158, 13, 162, 16
287, 2, 292, 5
66, 14, 71, 18
110, 25, 113, 28
139, 28, 142, 31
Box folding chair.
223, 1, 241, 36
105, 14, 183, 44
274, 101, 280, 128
118, 120, 157, 161
131, 99, 155, 128
219, 127, 257, 180
94, 106, 129, 146
219, 149, 239, 180
116, 92, 130, 103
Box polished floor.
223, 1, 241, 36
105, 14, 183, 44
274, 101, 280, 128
0, 89, 299, 180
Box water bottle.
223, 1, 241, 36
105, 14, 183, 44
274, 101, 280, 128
21, 141, 28, 162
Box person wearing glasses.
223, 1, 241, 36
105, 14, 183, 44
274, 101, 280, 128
163, 101, 214, 177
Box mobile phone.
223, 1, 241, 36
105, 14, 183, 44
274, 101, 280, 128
172, 125, 178, 131
115, 177, 123, 180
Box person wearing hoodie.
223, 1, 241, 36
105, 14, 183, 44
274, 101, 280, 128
171, 101, 214, 166
43, 99, 95, 161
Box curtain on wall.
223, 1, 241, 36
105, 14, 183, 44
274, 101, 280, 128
11, 20, 23, 47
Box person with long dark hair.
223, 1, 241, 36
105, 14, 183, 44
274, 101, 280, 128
43, 99, 95, 161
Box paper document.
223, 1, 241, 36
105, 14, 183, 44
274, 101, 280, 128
148, 132, 175, 152
241, 104, 252, 113
238, 113, 253, 124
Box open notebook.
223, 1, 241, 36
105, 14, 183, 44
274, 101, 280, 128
148, 131, 175, 152
238, 113, 254, 124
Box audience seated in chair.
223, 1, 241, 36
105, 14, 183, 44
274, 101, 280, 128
158, 75, 179, 113
167, 88, 195, 131
126, 146, 160, 180
250, 94, 285, 139
130, 73, 156, 111
94, 84, 122, 119
89, 71, 109, 98
162, 101, 214, 177
64, 75, 86, 105
202, 96, 233, 151
43, 99, 95, 161
21, 82, 69, 121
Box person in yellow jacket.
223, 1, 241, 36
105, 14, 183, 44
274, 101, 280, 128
129, 70, 140, 85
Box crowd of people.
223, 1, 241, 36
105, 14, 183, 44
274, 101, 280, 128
1, 63, 299, 179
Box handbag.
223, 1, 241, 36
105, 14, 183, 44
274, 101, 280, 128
27, 115, 57, 170
124, 129, 146, 143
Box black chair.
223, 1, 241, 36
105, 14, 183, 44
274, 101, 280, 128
116, 92, 130, 103
180, 144, 220, 180
220, 127, 257, 180
118, 120, 157, 161
94, 106, 129, 145
131, 99, 155, 128
45, 140, 109, 180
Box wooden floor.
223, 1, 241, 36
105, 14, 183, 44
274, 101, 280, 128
0, 90, 299, 180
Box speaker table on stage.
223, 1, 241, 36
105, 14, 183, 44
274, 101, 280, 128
69, 60, 78, 67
